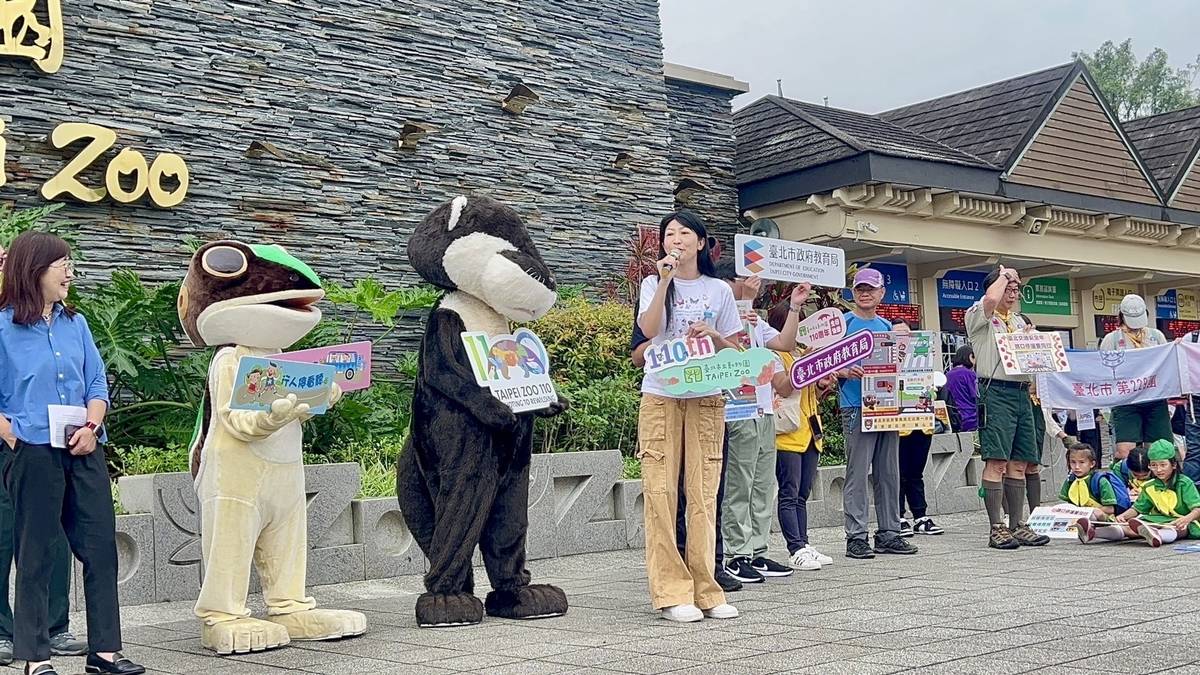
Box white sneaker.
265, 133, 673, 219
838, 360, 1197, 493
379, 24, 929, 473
803, 544, 833, 566
661, 604, 703, 622
702, 603, 739, 619
788, 549, 821, 571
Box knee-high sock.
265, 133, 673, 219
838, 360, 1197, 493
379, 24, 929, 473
983, 479, 1004, 526
1026, 473, 1042, 510
1094, 525, 1125, 541
1159, 527, 1179, 544
1004, 478, 1026, 530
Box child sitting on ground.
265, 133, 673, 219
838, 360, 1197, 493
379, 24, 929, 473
1113, 445, 1152, 500
1059, 443, 1128, 544
1114, 439, 1200, 548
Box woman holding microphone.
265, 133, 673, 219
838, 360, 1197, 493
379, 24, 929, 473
636, 210, 742, 622
0, 232, 143, 675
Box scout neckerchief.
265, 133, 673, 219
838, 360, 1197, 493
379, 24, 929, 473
1067, 473, 1102, 508
1121, 327, 1147, 349
1144, 474, 1181, 516
994, 308, 1017, 334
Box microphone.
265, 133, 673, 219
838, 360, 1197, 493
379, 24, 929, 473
661, 249, 681, 277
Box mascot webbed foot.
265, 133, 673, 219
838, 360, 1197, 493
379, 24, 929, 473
485, 584, 568, 620
201, 618, 290, 655
266, 609, 367, 641
416, 592, 484, 628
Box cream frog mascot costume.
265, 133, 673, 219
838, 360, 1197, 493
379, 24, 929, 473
178, 240, 366, 654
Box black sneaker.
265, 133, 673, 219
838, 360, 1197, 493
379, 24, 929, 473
899, 519, 914, 537
845, 538, 875, 559
714, 567, 743, 592
724, 556, 764, 583
1012, 523, 1050, 547
912, 517, 944, 535
989, 524, 1020, 550
873, 536, 918, 555
750, 557, 794, 577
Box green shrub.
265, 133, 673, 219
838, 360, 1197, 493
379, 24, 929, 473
112, 444, 191, 476
528, 296, 641, 386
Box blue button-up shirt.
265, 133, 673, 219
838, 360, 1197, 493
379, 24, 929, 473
0, 305, 109, 445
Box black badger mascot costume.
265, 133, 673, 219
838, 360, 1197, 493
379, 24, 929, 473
399, 194, 569, 627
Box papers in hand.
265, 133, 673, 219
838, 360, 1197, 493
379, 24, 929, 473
48, 405, 87, 449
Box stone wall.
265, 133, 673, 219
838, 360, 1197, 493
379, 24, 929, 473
664, 78, 742, 243
97, 437, 1045, 608
2, 0, 675, 292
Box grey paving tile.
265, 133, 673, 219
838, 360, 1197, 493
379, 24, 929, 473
595, 654, 704, 674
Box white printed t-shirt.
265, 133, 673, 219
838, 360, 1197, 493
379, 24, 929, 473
638, 275, 740, 398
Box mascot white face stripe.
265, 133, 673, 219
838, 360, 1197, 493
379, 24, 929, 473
444, 232, 557, 322
447, 195, 468, 231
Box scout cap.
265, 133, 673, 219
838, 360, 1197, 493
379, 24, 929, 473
1119, 294, 1149, 329
1147, 439, 1176, 461
853, 268, 884, 288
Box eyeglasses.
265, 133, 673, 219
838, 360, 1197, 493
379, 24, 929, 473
49, 259, 75, 274
1004, 284, 1022, 295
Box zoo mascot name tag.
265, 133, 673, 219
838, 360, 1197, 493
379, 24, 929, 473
461, 328, 558, 413
230, 357, 336, 414
272, 340, 373, 392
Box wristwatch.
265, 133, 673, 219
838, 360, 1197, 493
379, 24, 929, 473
84, 421, 100, 433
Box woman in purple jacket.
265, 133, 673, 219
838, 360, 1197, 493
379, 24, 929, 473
944, 346, 978, 432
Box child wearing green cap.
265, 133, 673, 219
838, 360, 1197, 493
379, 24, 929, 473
1113, 439, 1200, 547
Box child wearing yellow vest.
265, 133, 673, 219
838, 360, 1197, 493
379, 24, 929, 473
1115, 439, 1200, 547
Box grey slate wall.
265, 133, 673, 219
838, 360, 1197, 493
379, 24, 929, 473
664, 79, 742, 244
1, 0, 675, 297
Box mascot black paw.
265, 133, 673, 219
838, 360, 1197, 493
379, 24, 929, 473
485, 584, 568, 620
399, 194, 570, 628
416, 592, 485, 628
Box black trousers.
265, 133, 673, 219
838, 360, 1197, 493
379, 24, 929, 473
776, 447, 818, 554
898, 432, 932, 520
676, 429, 729, 569
6, 442, 121, 661
0, 450, 72, 642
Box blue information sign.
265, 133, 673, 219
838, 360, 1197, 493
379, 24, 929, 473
1157, 290, 1178, 320
937, 270, 987, 309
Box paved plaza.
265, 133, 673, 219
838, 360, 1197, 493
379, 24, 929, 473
14, 511, 1200, 675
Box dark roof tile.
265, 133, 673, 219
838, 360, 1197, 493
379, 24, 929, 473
1124, 105, 1200, 191
879, 62, 1076, 167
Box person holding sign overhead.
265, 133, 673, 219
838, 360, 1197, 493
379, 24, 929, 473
967, 266, 1046, 551
1100, 295, 1171, 463
637, 210, 741, 622
835, 268, 918, 559
0, 232, 145, 675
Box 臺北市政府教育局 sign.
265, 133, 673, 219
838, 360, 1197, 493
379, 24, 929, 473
1, 1, 190, 207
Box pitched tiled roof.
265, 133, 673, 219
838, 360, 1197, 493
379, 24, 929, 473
1124, 105, 1200, 192
735, 96, 991, 185
879, 62, 1077, 168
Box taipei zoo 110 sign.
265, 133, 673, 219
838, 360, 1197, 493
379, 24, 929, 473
1, 0, 190, 207
462, 328, 558, 413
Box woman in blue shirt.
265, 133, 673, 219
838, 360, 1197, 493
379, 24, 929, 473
0, 232, 144, 675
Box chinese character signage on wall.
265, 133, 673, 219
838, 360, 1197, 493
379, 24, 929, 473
735, 234, 846, 287
936, 270, 987, 309
1091, 285, 1136, 314
1156, 289, 1199, 321
1020, 277, 1071, 315
859, 331, 942, 433
0, 0, 63, 73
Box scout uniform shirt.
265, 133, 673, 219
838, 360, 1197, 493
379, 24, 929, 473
964, 304, 1029, 383
1058, 472, 1117, 509
1099, 327, 1168, 351
1132, 473, 1200, 538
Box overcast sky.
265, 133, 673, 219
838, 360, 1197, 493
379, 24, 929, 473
659, 0, 1200, 113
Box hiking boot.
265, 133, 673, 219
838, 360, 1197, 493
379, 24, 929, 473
50, 631, 87, 657
899, 519, 914, 537
912, 516, 944, 535
1012, 523, 1050, 547
750, 557, 794, 578
989, 524, 1020, 550
874, 536, 918, 555
714, 567, 743, 592
724, 556, 764, 583
845, 538, 875, 559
